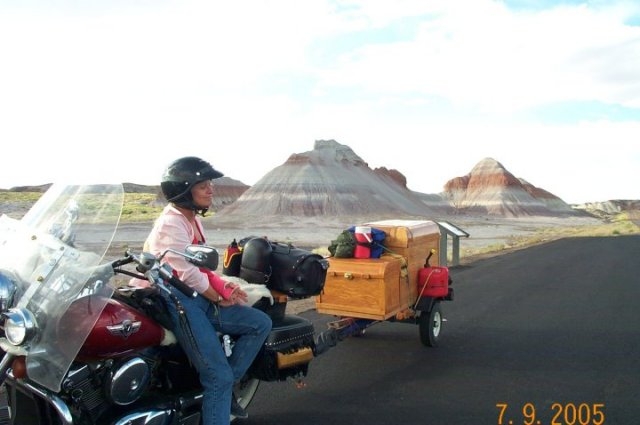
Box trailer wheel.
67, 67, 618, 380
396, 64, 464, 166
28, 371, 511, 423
419, 302, 442, 347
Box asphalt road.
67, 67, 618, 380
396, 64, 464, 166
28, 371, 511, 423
244, 235, 640, 425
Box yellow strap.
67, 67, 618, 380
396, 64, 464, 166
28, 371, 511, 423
381, 249, 411, 308
381, 252, 408, 279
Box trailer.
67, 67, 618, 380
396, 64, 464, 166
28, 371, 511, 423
315, 219, 454, 347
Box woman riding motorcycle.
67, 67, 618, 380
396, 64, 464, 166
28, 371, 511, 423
132, 156, 272, 424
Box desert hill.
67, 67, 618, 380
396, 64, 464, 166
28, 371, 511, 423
442, 157, 580, 217
572, 199, 640, 221
211, 141, 586, 221
211, 139, 451, 221
2, 141, 635, 221
573, 199, 640, 214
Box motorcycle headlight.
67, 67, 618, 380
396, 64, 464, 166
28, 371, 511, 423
3, 308, 36, 346
0, 270, 18, 315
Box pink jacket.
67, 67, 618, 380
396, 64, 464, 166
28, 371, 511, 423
131, 204, 233, 298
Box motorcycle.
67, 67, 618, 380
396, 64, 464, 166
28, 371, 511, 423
0, 183, 337, 425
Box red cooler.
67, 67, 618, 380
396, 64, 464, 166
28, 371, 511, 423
354, 226, 372, 259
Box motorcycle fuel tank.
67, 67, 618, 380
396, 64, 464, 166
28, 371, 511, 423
66, 297, 165, 359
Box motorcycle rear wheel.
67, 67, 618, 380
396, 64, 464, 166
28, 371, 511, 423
232, 377, 260, 421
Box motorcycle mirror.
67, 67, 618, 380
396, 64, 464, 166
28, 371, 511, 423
185, 245, 219, 271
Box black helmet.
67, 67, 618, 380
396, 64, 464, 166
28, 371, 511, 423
161, 156, 223, 213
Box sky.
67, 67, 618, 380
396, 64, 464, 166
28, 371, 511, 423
0, 0, 639, 204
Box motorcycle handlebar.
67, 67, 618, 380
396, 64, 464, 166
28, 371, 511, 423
111, 255, 135, 269
166, 274, 198, 299
122, 249, 198, 299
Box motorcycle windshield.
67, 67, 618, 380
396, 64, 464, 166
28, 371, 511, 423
0, 184, 124, 392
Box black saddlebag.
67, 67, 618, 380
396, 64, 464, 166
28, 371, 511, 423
249, 315, 316, 381
268, 242, 329, 299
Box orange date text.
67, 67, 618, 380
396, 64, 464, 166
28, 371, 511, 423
496, 402, 605, 425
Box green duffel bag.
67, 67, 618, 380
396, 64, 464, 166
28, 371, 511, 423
328, 229, 357, 258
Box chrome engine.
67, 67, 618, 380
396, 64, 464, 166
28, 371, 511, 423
2, 354, 203, 425
105, 357, 151, 406
60, 357, 156, 420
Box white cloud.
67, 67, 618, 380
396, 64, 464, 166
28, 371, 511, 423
310, 1, 640, 113
0, 0, 638, 204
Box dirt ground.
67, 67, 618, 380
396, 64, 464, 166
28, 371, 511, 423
110, 215, 605, 267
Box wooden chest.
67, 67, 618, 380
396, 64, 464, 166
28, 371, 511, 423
315, 256, 404, 320
365, 220, 441, 303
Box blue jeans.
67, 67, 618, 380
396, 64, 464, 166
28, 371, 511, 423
162, 286, 272, 425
